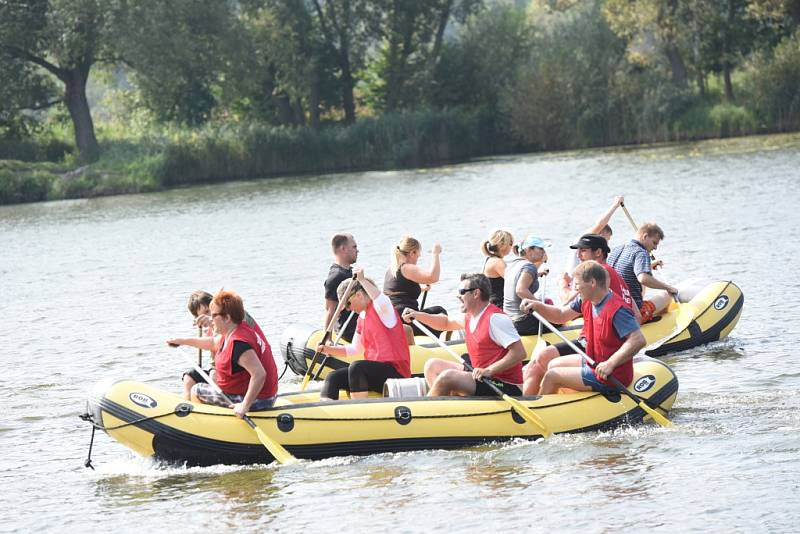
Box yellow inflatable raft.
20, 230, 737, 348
281, 279, 742, 380
84, 356, 677, 466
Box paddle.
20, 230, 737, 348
533, 269, 548, 356
530, 310, 673, 428
311, 309, 356, 381
174, 346, 298, 464
197, 326, 203, 366
301, 275, 358, 391
411, 319, 552, 438
619, 202, 678, 303
419, 286, 428, 310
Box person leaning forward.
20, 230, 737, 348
402, 273, 526, 397
527, 260, 645, 396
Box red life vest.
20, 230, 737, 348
578, 263, 634, 339
582, 291, 633, 387
357, 301, 411, 378
214, 322, 278, 398
604, 263, 633, 309
464, 303, 523, 384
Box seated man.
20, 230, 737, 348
403, 273, 526, 397
521, 234, 638, 395
607, 222, 678, 323
168, 290, 278, 416
533, 261, 645, 396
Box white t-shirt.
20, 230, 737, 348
463, 305, 520, 348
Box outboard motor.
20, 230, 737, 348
280, 324, 317, 376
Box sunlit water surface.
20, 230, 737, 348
2, 133, 799, 532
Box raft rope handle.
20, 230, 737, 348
78, 407, 191, 469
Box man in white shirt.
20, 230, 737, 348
402, 273, 526, 397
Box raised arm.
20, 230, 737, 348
401, 242, 442, 284
585, 196, 624, 235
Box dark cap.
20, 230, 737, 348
570, 233, 610, 255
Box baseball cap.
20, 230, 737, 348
570, 233, 610, 254
518, 235, 546, 250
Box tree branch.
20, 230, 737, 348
2, 45, 67, 82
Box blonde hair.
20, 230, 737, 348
391, 235, 421, 272
481, 229, 514, 258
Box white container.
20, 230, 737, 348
383, 377, 429, 398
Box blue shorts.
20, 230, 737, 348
581, 359, 619, 396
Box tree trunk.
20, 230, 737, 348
340, 54, 356, 124
665, 44, 688, 88
63, 68, 99, 163
309, 72, 321, 131
723, 67, 734, 101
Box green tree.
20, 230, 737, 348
0, 53, 59, 138
114, 1, 241, 126
1, 0, 110, 161
368, 0, 482, 111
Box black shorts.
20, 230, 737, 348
554, 338, 587, 356
183, 368, 212, 384
474, 378, 522, 397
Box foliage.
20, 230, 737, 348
741, 30, 800, 130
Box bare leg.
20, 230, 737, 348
523, 345, 561, 395
540, 355, 590, 395
182, 375, 197, 400
428, 369, 477, 397
350, 391, 369, 399
424, 358, 462, 388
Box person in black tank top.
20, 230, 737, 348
481, 229, 514, 308
384, 235, 447, 336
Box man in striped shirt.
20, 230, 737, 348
607, 223, 678, 323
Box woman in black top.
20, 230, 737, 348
481, 229, 514, 308
384, 235, 447, 335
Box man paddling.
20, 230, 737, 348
402, 273, 526, 397
520, 234, 639, 395
526, 261, 645, 395
324, 233, 359, 340
607, 222, 678, 323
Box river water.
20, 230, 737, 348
2, 133, 800, 532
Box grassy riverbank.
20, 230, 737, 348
2, 106, 799, 206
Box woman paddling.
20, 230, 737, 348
317, 268, 411, 400
504, 235, 548, 336
481, 229, 514, 308
384, 235, 447, 335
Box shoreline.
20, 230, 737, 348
2, 129, 799, 207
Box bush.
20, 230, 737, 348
742, 31, 800, 132
0, 168, 54, 203
157, 109, 495, 186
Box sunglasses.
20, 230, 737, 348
458, 287, 478, 295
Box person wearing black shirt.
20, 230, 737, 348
324, 233, 359, 340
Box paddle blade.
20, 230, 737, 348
637, 401, 673, 428
299, 372, 312, 392
254, 426, 298, 464
502, 394, 552, 438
